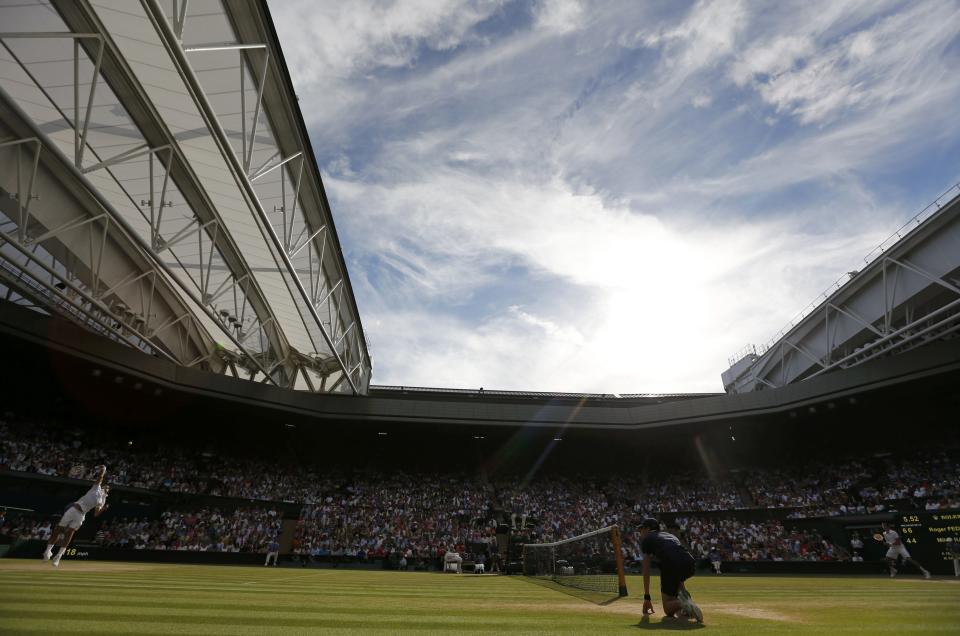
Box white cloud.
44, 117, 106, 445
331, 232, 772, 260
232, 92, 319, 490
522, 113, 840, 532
731, 2, 960, 125
509, 306, 585, 346
273, 0, 505, 80
332, 169, 895, 392
691, 93, 713, 108
269, 0, 508, 132
534, 0, 585, 35
847, 31, 876, 60
729, 36, 814, 87
645, 0, 748, 74
271, 0, 960, 392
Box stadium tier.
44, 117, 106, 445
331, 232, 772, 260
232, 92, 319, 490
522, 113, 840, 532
2, 390, 959, 574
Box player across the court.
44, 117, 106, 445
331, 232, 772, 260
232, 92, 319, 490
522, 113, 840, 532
42, 464, 110, 567
875, 522, 931, 579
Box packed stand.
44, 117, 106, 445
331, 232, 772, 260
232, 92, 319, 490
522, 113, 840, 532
880, 453, 960, 509
0, 510, 52, 542
743, 452, 960, 518
671, 516, 849, 562
497, 476, 622, 542
0, 418, 321, 503
93, 507, 281, 552
3, 416, 960, 547
609, 473, 745, 513
293, 471, 496, 567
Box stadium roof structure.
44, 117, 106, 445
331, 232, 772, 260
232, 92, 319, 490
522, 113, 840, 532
4, 296, 959, 434
0, 0, 370, 394
722, 184, 960, 394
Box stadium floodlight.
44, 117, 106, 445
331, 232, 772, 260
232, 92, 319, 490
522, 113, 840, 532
522, 525, 627, 600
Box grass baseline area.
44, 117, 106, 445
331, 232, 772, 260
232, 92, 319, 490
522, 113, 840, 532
0, 561, 957, 634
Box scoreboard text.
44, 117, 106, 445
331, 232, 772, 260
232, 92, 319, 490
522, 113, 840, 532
898, 512, 960, 564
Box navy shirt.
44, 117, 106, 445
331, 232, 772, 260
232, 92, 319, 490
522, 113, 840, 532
641, 531, 692, 563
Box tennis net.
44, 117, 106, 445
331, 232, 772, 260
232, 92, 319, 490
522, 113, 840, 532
522, 525, 627, 598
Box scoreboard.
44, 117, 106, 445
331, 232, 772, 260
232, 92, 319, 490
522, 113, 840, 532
898, 511, 960, 573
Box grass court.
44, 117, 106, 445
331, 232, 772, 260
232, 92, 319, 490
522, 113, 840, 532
0, 560, 957, 634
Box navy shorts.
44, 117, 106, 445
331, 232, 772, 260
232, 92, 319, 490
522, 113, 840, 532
660, 555, 696, 597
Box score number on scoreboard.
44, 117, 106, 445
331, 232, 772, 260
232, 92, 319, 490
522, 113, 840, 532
898, 512, 960, 564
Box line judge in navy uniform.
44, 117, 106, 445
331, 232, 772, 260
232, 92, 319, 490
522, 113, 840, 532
639, 518, 703, 623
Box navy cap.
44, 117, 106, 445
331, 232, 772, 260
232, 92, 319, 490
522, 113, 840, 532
641, 518, 660, 531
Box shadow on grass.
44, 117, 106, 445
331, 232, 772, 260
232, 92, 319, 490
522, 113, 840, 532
634, 616, 706, 630
521, 576, 624, 605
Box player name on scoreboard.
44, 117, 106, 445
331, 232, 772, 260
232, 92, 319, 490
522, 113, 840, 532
898, 512, 960, 563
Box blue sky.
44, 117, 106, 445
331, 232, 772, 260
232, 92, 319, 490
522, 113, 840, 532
270, 0, 960, 393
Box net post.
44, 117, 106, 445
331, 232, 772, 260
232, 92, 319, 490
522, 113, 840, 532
611, 525, 628, 597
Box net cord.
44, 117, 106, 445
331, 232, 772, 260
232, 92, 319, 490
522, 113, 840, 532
522, 525, 618, 549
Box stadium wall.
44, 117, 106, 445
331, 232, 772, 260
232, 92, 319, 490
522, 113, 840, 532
2, 299, 959, 432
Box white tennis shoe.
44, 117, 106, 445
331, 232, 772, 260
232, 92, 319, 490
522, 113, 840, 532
678, 589, 703, 623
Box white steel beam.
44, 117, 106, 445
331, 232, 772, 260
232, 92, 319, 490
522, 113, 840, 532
144, 0, 360, 393
52, 0, 293, 379
0, 87, 283, 385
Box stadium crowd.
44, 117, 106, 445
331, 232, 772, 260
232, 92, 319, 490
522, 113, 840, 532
292, 472, 496, 564
2, 415, 959, 563
615, 475, 745, 513
92, 507, 281, 552
742, 453, 960, 518
3, 418, 958, 519
0, 511, 52, 542
671, 516, 848, 562
0, 419, 317, 502
498, 477, 619, 541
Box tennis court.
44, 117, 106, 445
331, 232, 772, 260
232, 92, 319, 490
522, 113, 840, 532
1, 560, 957, 634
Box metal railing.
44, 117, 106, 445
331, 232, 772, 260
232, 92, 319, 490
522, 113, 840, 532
0, 257, 155, 355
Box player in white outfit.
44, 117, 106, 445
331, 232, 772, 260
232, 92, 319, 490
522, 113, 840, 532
875, 522, 931, 579
43, 464, 110, 567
